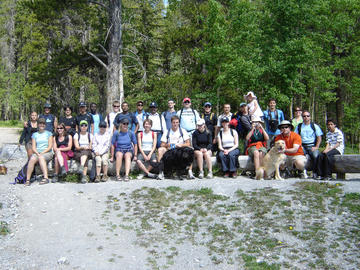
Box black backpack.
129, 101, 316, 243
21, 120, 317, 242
268, 110, 279, 133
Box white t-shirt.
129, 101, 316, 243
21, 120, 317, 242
106, 111, 120, 133
74, 132, 94, 147
141, 131, 154, 151
161, 128, 190, 145
218, 129, 237, 148
148, 113, 166, 132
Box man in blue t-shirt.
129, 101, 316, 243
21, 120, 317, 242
263, 98, 285, 148
162, 99, 177, 130
39, 103, 58, 133
295, 110, 323, 177
113, 102, 139, 133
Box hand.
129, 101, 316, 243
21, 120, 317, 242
133, 156, 137, 161
110, 157, 114, 163
311, 147, 318, 152
96, 152, 100, 156
145, 155, 150, 161
224, 149, 229, 155
24, 121, 28, 128
212, 138, 217, 144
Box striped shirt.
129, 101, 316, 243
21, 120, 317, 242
326, 128, 344, 155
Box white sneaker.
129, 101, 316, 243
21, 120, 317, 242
137, 173, 145, 180
157, 172, 164, 180
188, 170, 195, 180
198, 171, 204, 179
206, 172, 213, 179
300, 169, 308, 179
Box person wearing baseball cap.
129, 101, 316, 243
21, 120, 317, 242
275, 120, 307, 179
148, 101, 166, 148
38, 102, 58, 133
134, 100, 148, 133
200, 102, 217, 152
76, 102, 94, 134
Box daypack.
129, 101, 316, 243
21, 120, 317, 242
14, 162, 31, 184
219, 129, 234, 141
297, 122, 317, 145
140, 131, 155, 139
268, 109, 279, 133
231, 112, 244, 135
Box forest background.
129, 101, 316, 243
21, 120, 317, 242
0, 0, 359, 147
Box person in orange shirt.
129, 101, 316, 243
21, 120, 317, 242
275, 120, 308, 179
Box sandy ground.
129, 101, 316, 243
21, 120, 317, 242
0, 128, 21, 149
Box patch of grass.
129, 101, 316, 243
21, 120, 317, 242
341, 193, 360, 215
0, 221, 10, 235
242, 254, 280, 270
0, 120, 23, 128
64, 173, 79, 183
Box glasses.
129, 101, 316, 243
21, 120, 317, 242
303, 115, 310, 118
57, 127, 64, 130
137, 104, 143, 107
295, 109, 302, 112
99, 126, 106, 128
204, 105, 211, 108
113, 105, 120, 108
184, 101, 190, 104
280, 126, 290, 129
80, 124, 88, 127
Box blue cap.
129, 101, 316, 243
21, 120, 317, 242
149, 102, 158, 108
204, 102, 212, 107
221, 117, 230, 123
79, 102, 87, 107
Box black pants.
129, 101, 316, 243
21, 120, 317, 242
315, 149, 340, 177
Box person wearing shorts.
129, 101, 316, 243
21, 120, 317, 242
136, 119, 158, 179
92, 121, 111, 182
25, 118, 53, 186
19, 111, 38, 159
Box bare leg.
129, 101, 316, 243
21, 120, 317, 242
124, 152, 132, 176
80, 155, 88, 175
204, 150, 213, 172
157, 147, 167, 161
194, 151, 203, 171
26, 155, 38, 180
115, 152, 124, 176
253, 150, 260, 170
103, 165, 108, 176
137, 160, 150, 175
38, 155, 48, 179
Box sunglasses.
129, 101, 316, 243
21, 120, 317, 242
302, 115, 310, 118
122, 123, 129, 125
99, 126, 106, 128
204, 105, 211, 108
137, 104, 143, 106
184, 101, 190, 104
57, 127, 64, 130
295, 109, 302, 112
113, 105, 120, 108
280, 126, 290, 129
80, 124, 88, 127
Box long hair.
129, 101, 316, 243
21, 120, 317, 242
56, 122, 68, 138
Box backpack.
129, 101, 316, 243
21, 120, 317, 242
140, 131, 155, 140
219, 129, 234, 141
77, 131, 91, 144
268, 110, 279, 133
14, 162, 31, 184
231, 112, 244, 135
179, 108, 197, 126
297, 122, 317, 145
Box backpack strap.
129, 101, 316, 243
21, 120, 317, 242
107, 113, 110, 127
159, 114, 163, 132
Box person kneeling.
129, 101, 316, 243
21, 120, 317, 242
110, 118, 138, 182
74, 120, 94, 183
245, 116, 269, 178
136, 119, 158, 179
192, 119, 213, 179
92, 121, 111, 182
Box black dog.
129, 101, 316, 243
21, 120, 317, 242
150, 147, 194, 179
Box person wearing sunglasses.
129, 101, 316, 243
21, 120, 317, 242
110, 118, 138, 181
177, 97, 200, 139
275, 120, 307, 179
92, 121, 111, 182
292, 107, 303, 129
113, 102, 139, 134
105, 100, 121, 133
148, 101, 166, 148
200, 102, 217, 152
73, 120, 94, 183
295, 110, 323, 178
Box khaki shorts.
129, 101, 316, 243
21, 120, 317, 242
247, 146, 267, 158
285, 155, 307, 168
31, 152, 53, 162
25, 141, 33, 151
95, 153, 109, 167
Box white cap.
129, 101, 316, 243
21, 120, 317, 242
197, 119, 205, 126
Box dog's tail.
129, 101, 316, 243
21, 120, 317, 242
255, 167, 264, 180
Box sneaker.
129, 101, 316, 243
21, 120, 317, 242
224, 172, 230, 178
323, 176, 334, 181
101, 175, 109, 182
137, 173, 145, 180
206, 172, 213, 179
52, 174, 58, 183
77, 165, 84, 175
300, 169, 308, 179
60, 166, 67, 176
231, 172, 237, 178
94, 175, 101, 183
81, 175, 88, 184
157, 172, 164, 180
198, 171, 204, 179
147, 173, 157, 179
188, 171, 195, 180
312, 173, 318, 180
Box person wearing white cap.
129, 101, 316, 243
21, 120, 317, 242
244, 91, 263, 120
192, 118, 213, 179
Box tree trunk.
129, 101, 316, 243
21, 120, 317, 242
106, 0, 124, 114
335, 71, 345, 129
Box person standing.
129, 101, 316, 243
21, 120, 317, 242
162, 99, 177, 130
263, 98, 285, 148
90, 103, 103, 134
113, 102, 139, 134
314, 120, 344, 180
177, 97, 200, 138
201, 102, 217, 152
105, 100, 121, 133
59, 106, 76, 136
295, 110, 323, 177
76, 102, 94, 134
292, 107, 303, 129
39, 103, 58, 133
148, 102, 166, 148
134, 100, 148, 133
244, 91, 263, 120
19, 111, 38, 159
239, 103, 252, 153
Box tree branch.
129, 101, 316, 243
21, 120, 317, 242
86, 50, 109, 71
120, 54, 147, 82
88, 1, 109, 10
98, 44, 109, 57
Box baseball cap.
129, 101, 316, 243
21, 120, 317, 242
183, 97, 191, 103
204, 102, 212, 107
240, 102, 247, 107
99, 121, 107, 128
197, 119, 205, 126
221, 117, 230, 123
79, 120, 88, 126
149, 102, 158, 108
79, 102, 87, 107
44, 103, 51, 108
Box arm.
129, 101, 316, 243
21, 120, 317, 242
225, 130, 238, 154
32, 138, 38, 155
19, 127, 27, 145
218, 134, 224, 151
259, 125, 270, 141
313, 136, 322, 151
137, 133, 146, 157
245, 124, 256, 141
110, 144, 115, 162
206, 133, 213, 150
92, 135, 99, 155
54, 117, 58, 130
74, 135, 81, 151
148, 133, 157, 159
192, 132, 200, 150
53, 137, 58, 152
91, 124, 94, 135
284, 144, 300, 154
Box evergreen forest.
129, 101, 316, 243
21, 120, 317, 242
0, 0, 359, 146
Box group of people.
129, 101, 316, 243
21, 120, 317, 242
18, 93, 344, 185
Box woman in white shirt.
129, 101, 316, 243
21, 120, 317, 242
217, 117, 240, 178
136, 119, 157, 179
92, 121, 111, 182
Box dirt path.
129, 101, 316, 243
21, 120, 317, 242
0, 127, 21, 148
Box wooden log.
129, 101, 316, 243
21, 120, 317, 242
332, 155, 360, 179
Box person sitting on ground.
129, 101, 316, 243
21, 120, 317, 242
24, 118, 53, 186
92, 121, 111, 182
53, 123, 73, 183
314, 119, 344, 180
73, 120, 94, 183
244, 91, 263, 120
59, 106, 76, 136
19, 111, 38, 159
192, 118, 213, 179
245, 116, 269, 177
292, 106, 303, 129
158, 115, 191, 179
295, 110, 323, 178
110, 118, 138, 182
136, 119, 158, 179
275, 120, 307, 179
217, 117, 240, 178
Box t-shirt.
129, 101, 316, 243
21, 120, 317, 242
177, 108, 200, 132
135, 111, 148, 132
111, 131, 137, 151
39, 114, 56, 133
91, 113, 101, 134
295, 123, 323, 145
275, 132, 304, 156
218, 129, 238, 148
263, 109, 285, 136
76, 113, 94, 132
162, 111, 177, 130
148, 113, 166, 133
326, 128, 344, 155
74, 132, 94, 147
140, 131, 154, 151
32, 130, 53, 152
59, 116, 76, 133
161, 128, 190, 145
106, 111, 120, 132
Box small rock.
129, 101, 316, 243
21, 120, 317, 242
57, 257, 70, 265
41, 210, 47, 213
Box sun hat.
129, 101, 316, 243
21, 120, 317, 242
244, 91, 257, 100
278, 120, 293, 130
251, 115, 264, 123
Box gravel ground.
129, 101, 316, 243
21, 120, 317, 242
1, 155, 360, 269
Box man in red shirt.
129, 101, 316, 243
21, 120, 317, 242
275, 120, 308, 178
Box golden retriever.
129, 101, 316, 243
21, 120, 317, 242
256, 140, 286, 180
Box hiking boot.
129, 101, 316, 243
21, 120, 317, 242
77, 165, 84, 175
188, 171, 195, 180
94, 175, 101, 183
80, 175, 88, 184
101, 175, 109, 182
198, 171, 204, 179
157, 172, 164, 180
137, 173, 145, 180
300, 169, 308, 179
147, 173, 157, 179
206, 172, 213, 179
60, 166, 67, 176
224, 172, 230, 178
52, 174, 58, 183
